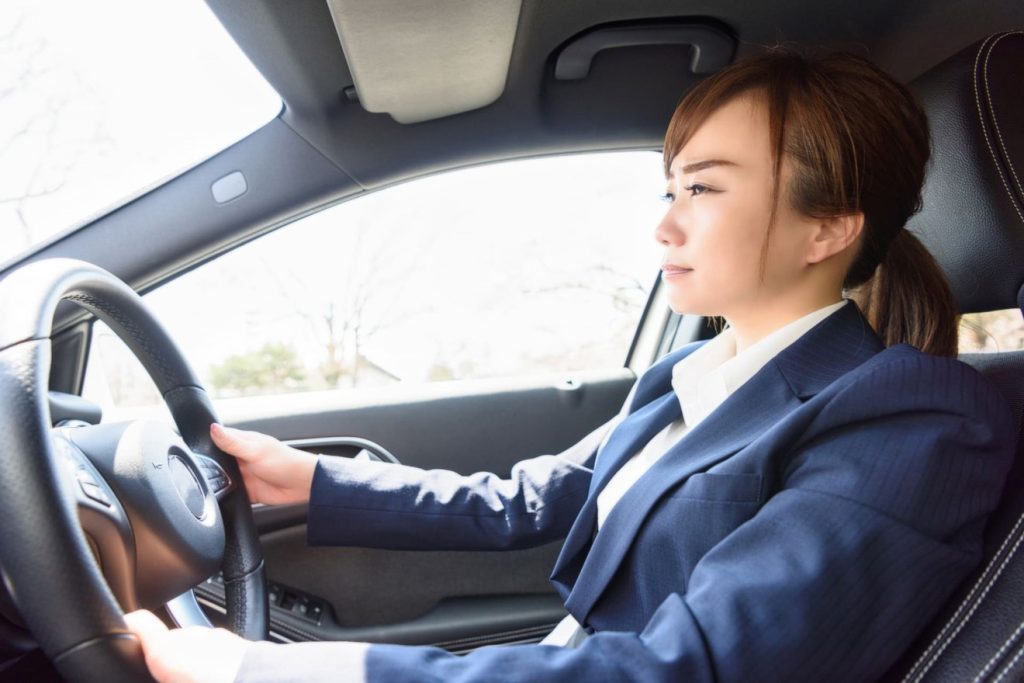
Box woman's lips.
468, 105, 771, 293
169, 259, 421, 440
661, 264, 693, 278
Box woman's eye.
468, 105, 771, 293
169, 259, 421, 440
659, 192, 675, 203
683, 183, 711, 197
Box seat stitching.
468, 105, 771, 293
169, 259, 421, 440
901, 376, 1024, 680
974, 32, 1024, 229
903, 505, 1024, 681
972, 619, 1024, 682
991, 638, 1024, 683
982, 32, 1024, 202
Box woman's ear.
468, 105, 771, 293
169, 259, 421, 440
806, 213, 864, 264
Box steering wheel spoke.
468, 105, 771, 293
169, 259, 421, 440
165, 590, 216, 629
51, 428, 138, 614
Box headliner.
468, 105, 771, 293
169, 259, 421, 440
206, 0, 1024, 187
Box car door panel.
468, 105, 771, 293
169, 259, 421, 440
198, 370, 635, 648
218, 530, 567, 648
226, 368, 634, 477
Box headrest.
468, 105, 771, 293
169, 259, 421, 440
906, 31, 1024, 314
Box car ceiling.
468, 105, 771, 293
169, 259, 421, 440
207, 0, 1024, 187
6, 0, 1024, 349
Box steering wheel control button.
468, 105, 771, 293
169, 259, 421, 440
196, 454, 232, 494
169, 454, 206, 519
75, 469, 112, 506
80, 482, 111, 506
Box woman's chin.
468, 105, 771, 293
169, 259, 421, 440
666, 299, 716, 317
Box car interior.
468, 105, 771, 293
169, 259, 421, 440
0, 1, 1023, 681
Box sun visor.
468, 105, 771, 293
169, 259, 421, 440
325, 0, 522, 124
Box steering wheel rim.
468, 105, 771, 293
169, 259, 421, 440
0, 258, 268, 682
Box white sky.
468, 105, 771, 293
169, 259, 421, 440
0, 0, 280, 264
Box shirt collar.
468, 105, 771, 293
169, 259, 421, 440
671, 299, 849, 428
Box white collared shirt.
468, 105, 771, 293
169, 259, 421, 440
541, 299, 849, 647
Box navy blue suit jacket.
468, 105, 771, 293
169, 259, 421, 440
296, 302, 1014, 682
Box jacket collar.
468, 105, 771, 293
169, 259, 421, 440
549, 300, 884, 623
629, 300, 878, 409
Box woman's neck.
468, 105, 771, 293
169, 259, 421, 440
725, 294, 844, 354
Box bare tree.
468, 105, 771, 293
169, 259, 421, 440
0, 10, 114, 253
257, 222, 437, 387
519, 263, 651, 312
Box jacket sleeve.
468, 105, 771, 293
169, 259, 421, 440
305, 386, 634, 550
251, 354, 1014, 683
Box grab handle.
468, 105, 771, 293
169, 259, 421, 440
555, 22, 735, 80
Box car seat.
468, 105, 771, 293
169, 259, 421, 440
882, 30, 1024, 683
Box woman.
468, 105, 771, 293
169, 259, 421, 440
125, 48, 1015, 682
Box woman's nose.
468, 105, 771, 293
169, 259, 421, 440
654, 207, 685, 247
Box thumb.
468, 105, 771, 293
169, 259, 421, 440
124, 609, 169, 649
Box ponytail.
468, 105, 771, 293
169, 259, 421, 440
846, 228, 959, 357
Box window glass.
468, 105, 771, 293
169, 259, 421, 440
958, 309, 1024, 353
0, 0, 280, 265
82, 152, 666, 420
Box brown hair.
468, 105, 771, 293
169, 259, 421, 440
662, 47, 958, 356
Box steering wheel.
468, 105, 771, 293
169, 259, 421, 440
0, 258, 268, 682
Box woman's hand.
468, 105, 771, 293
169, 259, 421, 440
209, 423, 317, 506
124, 609, 251, 683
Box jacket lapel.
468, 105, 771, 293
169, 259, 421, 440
549, 301, 884, 622
559, 360, 803, 621
587, 383, 683, 498
585, 335, 718, 497
545, 342, 701, 594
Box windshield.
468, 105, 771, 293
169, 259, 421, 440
0, 0, 281, 265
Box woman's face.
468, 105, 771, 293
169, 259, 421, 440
656, 94, 819, 322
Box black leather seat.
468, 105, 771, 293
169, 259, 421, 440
882, 30, 1024, 683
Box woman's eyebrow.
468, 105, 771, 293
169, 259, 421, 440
669, 158, 740, 177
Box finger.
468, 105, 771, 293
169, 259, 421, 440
210, 423, 260, 460
123, 609, 169, 647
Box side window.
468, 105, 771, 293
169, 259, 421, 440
959, 309, 1024, 353
82, 152, 666, 419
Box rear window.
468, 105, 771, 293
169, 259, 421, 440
959, 309, 1024, 353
